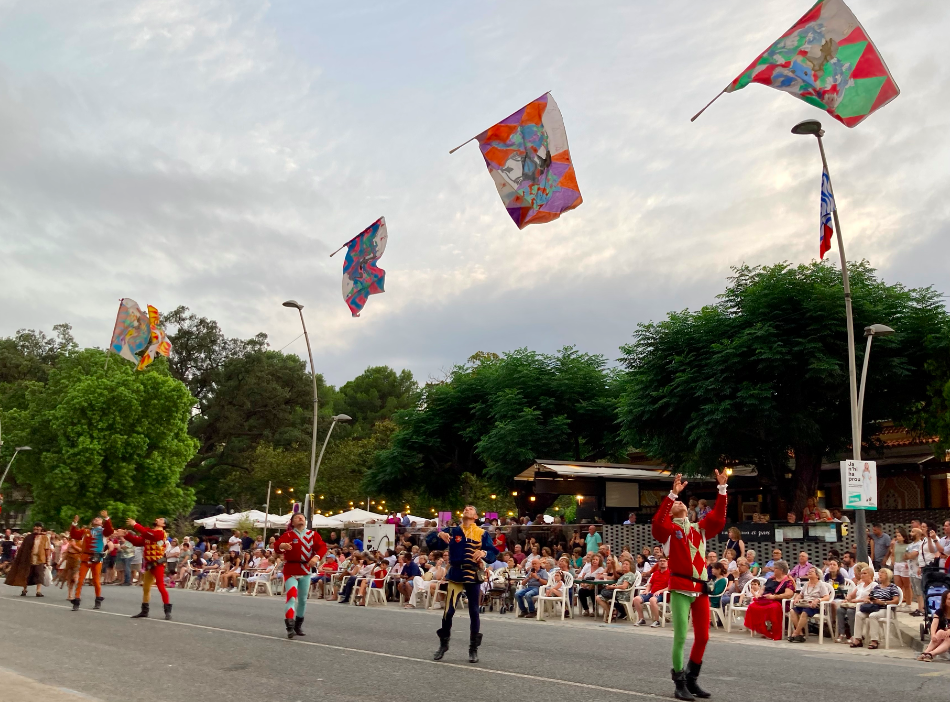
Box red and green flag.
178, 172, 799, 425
720, 0, 899, 127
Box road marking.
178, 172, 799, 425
3, 597, 663, 699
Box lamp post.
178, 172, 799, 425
792, 119, 869, 563
857, 324, 895, 440
0, 446, 31, 491
283, 300, 319, 521
309, 414, 351, 523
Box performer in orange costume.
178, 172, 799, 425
123, 517, 172, 620
69, 510, 114, 611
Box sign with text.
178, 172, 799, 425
719, 524, 775, 541
840, 460, 877, 510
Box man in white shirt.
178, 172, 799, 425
623, 513, 637, 525
938, 520, 950, 571
228, 530, 242, 554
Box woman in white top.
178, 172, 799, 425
577, 553, 606, 617
788, 566, 832, 642
835, 564, 875, 644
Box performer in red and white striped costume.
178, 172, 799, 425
275, 512, 327, 639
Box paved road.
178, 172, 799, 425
0, 585, 946, 702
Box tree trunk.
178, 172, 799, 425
790, 445, 823, 515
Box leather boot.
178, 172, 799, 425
285, 618, 296, 639
164, 603, 172, 621
71, 598, 81, 612
433, 629, 450, 661
94, 597, 104, 610
672, 669, 695, 701
685, 660, 710, 698
468, 632, 482, 663
294, 617, 306, 637
131, 603, 149, 619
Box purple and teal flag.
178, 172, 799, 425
474, 93, 582, 229
724, 0, 899, 127
109, 298, 150, 362
342, 217, 387, 317
819, 167, 835, 260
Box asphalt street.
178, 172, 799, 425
0, 585, 946, 702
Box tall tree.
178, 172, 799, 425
618, 261, 949, 511
367, 347, 622, 503
336, 366, 417, 437
6, 349, 197, 527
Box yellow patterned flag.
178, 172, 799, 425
136, 306, 173, 370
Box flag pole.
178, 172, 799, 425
104, 298, 123, 371
690, 89, 725, 123
329, 217, 385, 258
449, 90, 554, 154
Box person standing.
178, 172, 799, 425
426, 505, 498, 663
5, 522, 51, 597
868, 524, 891, 571
652, 471, 728, 701
69, 511, 114, 611
274, 513, 327, 639
584, 525, 602, 555
122, 517, 172, 620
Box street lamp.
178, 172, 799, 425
309, 414, 351, 520
283, 299, 319, 520
858, 325, 896, 438
0, 446, 31, 490
792, 119, 868, 563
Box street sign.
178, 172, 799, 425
840, 460, 877, 510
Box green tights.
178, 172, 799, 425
670, 590, 711, 672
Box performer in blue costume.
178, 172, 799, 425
426, 505, 498, 663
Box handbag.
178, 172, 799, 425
859, 602, 883, 614
42, 565, 53, 587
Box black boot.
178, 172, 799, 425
164, 603, 172, 621
285, 618, 296, 639
94, 597, 104, 610
433, 629, 450, 661
685, 660, 710, 699
71, 598, 81, 611
131, 603, 149, 619
468, 632, 482, 663
672, 669, 695, 701
294, 617, 306, 637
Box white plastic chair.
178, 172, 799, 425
538, 572, 575, 621
883, 588, 904, 649
249, 570, 276, 596
366, 575, 389, 606
601, 572, 640, 624
725, 577, 765, 633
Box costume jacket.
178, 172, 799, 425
4, 533, 36, 587
652, 485, 727, 595
274, 528, 328, 577
69, 519, 114, 562
124, 523, 167, 568
426, 523, 498, 584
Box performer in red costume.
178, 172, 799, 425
275, 512, 327, 639
69, 510, 113, 611
123, 517, 172, 620
652, 470, 728, 701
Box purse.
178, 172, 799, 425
859, 602, 883, 614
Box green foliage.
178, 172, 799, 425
0, 324, 77, 410
367, 347, 623, 499
619, 261, 949, 509
6, 348, 197, 527
336, 366, 417, 437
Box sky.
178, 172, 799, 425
0, 0, 948, 387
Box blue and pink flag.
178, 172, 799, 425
342, 217, 387, 317
820, 167, 835, 259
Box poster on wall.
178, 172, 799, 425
840, 459, 877, 510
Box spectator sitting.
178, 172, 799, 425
632, 555, 670, 628
708, 562, 728, 622
836, 563, 874, 643
398, 553, 425, 608
687, 498, 699, 522
311, 554, 338, 598
596, 560, 638, 622
572, 551, 606, 616
723, 549, 738, 575
219, 552, 243, 592
744, 549, 759, 576
840, 551, 856, 580
787, 566, 832, 642
801, 498, 821, 523
917, 589, 950, 662
763, 548, 783, 579
545, 569, 565, 600
788, 551, 814, 580
739, 579, 763, 606
726, 558, 753, 599
244, 556, 276, 593
786, 512, 797, 524
515, 559, 549, 619
355, 559, 387, 606
696, 499, 711, 521
743, 560, 795, 639
851, 567, 900, 649
571, 547, 584, 570
705, 551, 718, 579
512, 544, 526, 566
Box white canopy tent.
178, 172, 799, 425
193, 510, 284, 530
403, 514, 430, 526
331, 508, 388, 525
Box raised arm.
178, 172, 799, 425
699, 470, 729, 537
425, 528, 451, 551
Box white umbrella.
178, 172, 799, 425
310, 514, 345, 529
331, 508, 388, 525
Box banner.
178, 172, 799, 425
840, 459, 877, 510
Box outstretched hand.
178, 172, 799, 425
100, 510, 109, 518
72, 514, 80, 524
672, 474, 688, 496
715, 469, 728, 486
125, 518, 136, 527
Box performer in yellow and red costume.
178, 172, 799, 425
652, 470, 728, 701
69, 510, 113, 611
123, 517, 172, 620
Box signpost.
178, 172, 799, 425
840, 460, 877, 510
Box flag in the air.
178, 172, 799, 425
135, 305, 173, 370
110, 298, 150, 363
819, 166, 835, 260
342, 217, 387, 317
725, 0, 899, 127
474, 93, 582, 229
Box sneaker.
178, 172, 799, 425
650, 621, 661, 628
635, 619, 647, 627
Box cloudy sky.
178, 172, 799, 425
1, 0, 947, 387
